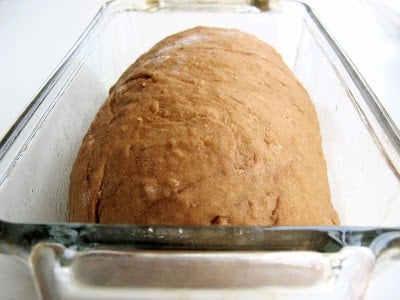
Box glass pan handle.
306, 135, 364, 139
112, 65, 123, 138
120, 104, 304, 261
31, 243, 374, 300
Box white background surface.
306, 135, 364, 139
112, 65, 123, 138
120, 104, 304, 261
0, 0, 399, 299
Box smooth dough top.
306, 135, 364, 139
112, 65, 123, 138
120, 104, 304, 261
69, 26, 339, 225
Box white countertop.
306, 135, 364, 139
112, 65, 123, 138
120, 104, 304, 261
0, 0, 399, 299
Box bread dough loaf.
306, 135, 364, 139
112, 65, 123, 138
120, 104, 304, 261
69, 27, 339, 225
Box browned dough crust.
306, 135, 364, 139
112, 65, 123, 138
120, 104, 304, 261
69, 27, 339, 225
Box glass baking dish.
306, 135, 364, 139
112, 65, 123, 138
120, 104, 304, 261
1, 0, 400, 299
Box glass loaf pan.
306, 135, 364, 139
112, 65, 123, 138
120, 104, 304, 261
1, 0, 400, 299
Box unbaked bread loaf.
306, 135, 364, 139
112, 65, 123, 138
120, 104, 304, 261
69, 27, 339, 225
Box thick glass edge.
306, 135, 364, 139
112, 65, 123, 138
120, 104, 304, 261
1, 220, 400, 256
105, 0, 273, 12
